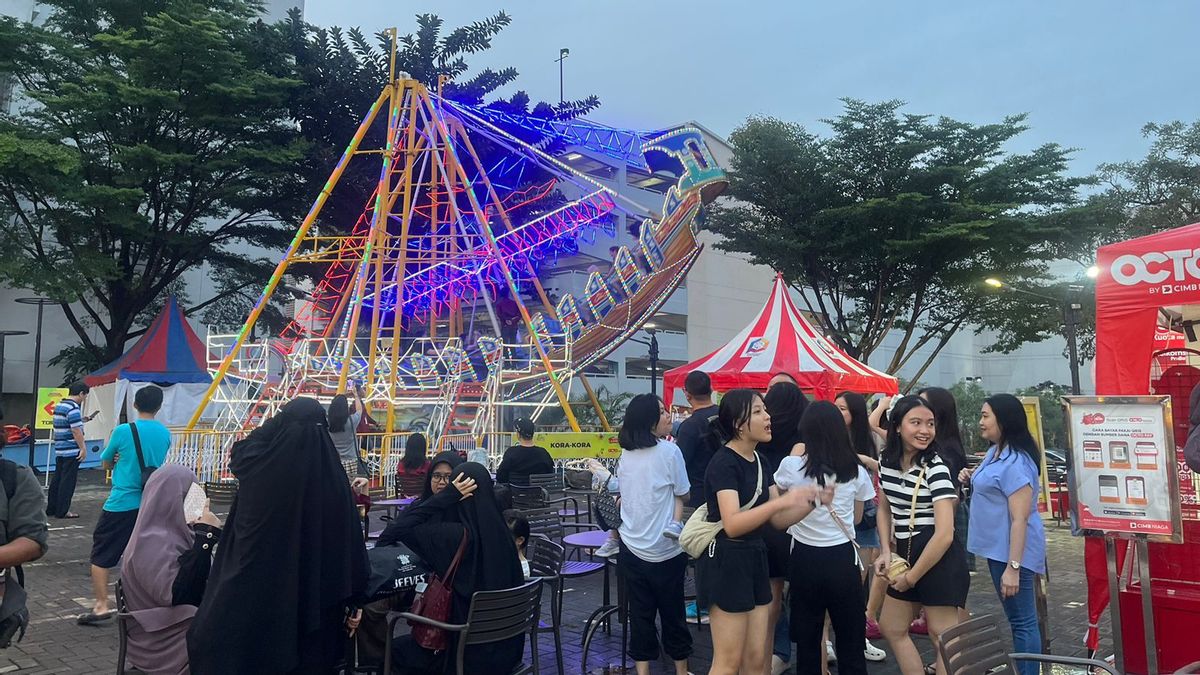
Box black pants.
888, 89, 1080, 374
47, 455, 80, 518
618, 545, 692, 662
789, 540, 867, 675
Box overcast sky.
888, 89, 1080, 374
303, 1, 1200, 177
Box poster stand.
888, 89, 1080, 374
1064, 395, 1181, 673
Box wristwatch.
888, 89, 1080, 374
1009, 560, 1021, 570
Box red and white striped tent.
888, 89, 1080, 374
663, 274, 899, 404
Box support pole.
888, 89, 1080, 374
186, 88, 390, 429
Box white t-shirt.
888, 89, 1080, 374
616, 439, 691, 563
774, 455, 875, 547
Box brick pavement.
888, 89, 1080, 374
0, 472, 1113, 674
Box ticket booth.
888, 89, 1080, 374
1084, 222, 1200, 672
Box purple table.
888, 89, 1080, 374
563, 529, 609, 551
373, 497, 414, 520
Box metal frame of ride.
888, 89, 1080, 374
175, 32, 727, 483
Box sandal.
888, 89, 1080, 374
76, 611, 114, 626
62, 513, 80, 519
924, 664, 937, 675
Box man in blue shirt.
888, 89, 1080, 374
47, 381, 94, 519
78, 385, 171, 625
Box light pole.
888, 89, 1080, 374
0, 330, 29, 410
629, 324, 660, 395
984, 278, 1083, 395
15, 297, 55, 467
555, 48, 569, 104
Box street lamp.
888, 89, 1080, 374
554, 48, 570, 104
15, 297, 55, 467
983, 279, 1083, 395
629, 323, 660, 396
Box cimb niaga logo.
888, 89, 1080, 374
1111, 248, 1200, 294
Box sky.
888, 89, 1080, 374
303, 1, 1200, 177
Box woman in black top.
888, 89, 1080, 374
496, 417, 554, 485
700, 389, 829, 675
388, 462, 526, 674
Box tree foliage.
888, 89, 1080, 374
708, 100, 1098, 380
0, 0, 306, 371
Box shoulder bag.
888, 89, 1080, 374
679, 451, 764, 559
593, 478, 622, 531
885, 464, 927, 582
129, 423, 156, 489
408, 531, 469, 651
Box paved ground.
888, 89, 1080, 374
0, 472, 1112, 674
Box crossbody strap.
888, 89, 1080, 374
899, 464, 928, 564
741, 451, 764, 511
442, 530, 470, 585
129, 423, 148, 475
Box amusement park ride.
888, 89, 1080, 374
182, 32, 727, 475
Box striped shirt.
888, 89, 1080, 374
880, 455, 956, 539
52, 399, 84, 456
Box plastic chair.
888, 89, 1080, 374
116, 580, 130, 675
527, 536, 566, 675
937, 614, 1119, 675
508, 484, 582, 524
383, 578, 544, 675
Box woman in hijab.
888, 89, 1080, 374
120, 465, 222, 675
187, 397, 369, 675
388, 462, 525, 674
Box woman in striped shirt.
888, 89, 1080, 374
873, 396, 968, 675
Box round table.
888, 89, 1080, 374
563, 529, 609, 551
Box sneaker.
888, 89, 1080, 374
663, 520, 683, 540
865, 616, 882, 639
685, 601, 710, 625
909, 614, 928, 635
594, 538, 620, 558
826, 640, 837, 662
771, 654, 790, 675
864, 639, 886, 662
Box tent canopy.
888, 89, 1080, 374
663, 274, 898, 404
85, 297, 211, 387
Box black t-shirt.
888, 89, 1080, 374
677, 405, 720, 497
495, 444, 555, 485
703, 447, 772, 538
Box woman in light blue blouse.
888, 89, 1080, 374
959, 393, 1046, 675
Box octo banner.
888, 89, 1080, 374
530, 432, 621, 460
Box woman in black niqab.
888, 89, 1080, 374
390, 461, 525, 674
187, 397, 368, 675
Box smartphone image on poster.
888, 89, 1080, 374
1083, 440, 1103, 468
184, 483, 207, 523
1126, 476, 1147, 506
1099, 475, 1121, 504
1108, 441, 1131, 470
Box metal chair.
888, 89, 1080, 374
509, 483, 582, 524
116, 580, 130, 675
527, 536, 566, 675
383, 578, 544, 675
937, 614, 1119, 675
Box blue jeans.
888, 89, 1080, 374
987, 559, 1041, 675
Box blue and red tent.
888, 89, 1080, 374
85, 297, 210, 387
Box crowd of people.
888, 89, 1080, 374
7, 363, 1059, 675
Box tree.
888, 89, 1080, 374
537, 385, 632, 431
1097, 120, 1200, 241
948, 380, 989, 455
708, 100, 1097, 381
0, 0, 307, 377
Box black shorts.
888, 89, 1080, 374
90, 509, 139, 569
763, 526, 791, 579
886, 527, 969, 608
696, 536, 771, 613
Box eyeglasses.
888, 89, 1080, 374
431, 472, 453, 483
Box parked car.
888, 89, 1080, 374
1044, 448, 1069, 486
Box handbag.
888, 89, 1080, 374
408, 531, 469, 651
885, 464, 927, 582
128, 423, 156, 489
679, 451, 763, 559
593, 479, 622, 531
565, 468, 593, 490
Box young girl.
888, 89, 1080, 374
615, 394, 693, 675
508, 515, 532, 579
700, 389, 830, 675
874, 396, 968, 675
775, 402, 875, 675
